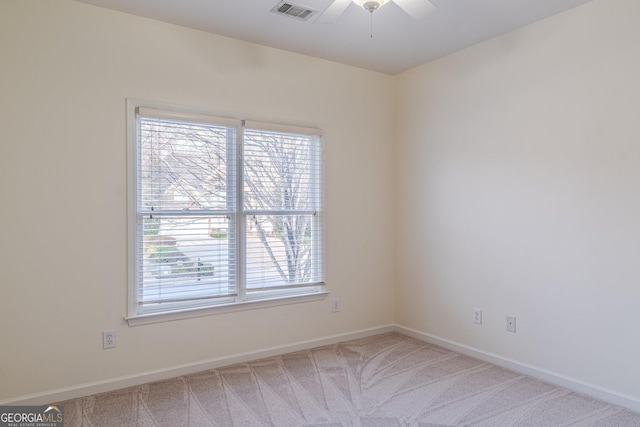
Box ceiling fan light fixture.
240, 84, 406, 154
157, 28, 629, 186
353, 0, 389, 13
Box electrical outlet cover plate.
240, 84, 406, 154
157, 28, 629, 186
506, 316, 516, 333
473, 308, 482, 324
103, 330, 116, 349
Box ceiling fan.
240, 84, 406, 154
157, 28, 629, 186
315, 0, 437, 25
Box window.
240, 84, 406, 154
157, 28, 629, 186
127, 101, 325, 325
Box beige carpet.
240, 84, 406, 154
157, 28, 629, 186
57, 332, 640, 426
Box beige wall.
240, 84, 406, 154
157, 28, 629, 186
0, 0, 395, 400
396, 0, 640, 400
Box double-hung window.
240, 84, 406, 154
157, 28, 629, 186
127, 101, 325, 325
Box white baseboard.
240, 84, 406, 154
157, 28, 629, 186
394, 324, 640, 414
1, 324, 395, 406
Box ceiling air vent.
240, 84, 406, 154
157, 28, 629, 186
271, 1, 318, 21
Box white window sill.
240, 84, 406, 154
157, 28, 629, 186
125, 291, 329, 326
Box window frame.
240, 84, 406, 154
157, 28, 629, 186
126, 100, 327, 326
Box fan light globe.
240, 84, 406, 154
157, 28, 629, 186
353, 0, 389, 13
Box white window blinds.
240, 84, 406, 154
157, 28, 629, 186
243, 124, 324, 293
135, 107, 239, 313
129, 103, 324, 319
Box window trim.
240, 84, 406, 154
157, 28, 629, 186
125, 291, 329, 326
125, 99, 326, 326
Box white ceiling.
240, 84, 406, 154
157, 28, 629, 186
74, 0, 594, 75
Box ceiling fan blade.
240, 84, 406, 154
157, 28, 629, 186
393, 0, 436, 20
314, 0, 352, 24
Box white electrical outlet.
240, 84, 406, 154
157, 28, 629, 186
103, 330, 116, 349
506, 316, 516, 333
473, 308, 482, 324
332, 298, 341, 313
